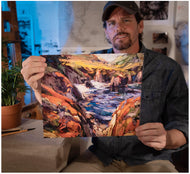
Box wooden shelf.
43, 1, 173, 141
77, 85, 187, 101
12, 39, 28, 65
2, 1, 22, 62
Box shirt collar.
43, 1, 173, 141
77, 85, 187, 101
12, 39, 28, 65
139, 41, 146, 53
139, 41, 155, 67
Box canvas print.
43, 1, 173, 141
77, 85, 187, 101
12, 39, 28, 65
41, 53, 144, 138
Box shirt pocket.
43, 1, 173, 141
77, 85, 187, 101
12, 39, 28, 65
141, 90, 162, 102
140, 89, 164, 123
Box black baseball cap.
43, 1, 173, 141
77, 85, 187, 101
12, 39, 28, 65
102, 1, 139, 21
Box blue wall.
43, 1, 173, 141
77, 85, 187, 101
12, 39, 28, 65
16, 1, 74, 56
16, 1, 74, 104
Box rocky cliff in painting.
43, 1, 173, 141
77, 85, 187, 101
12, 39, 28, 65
41, 53, 144, 138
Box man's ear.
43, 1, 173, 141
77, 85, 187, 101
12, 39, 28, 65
138, 20, 144, 34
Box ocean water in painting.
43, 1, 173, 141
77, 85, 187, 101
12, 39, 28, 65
41, 53, 144, 138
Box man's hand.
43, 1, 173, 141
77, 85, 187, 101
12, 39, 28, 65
135, 123, 167, 151
135, 123, 187, 151
21, 56, 47, 104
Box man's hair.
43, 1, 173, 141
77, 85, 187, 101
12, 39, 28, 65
103, 11, 143, 41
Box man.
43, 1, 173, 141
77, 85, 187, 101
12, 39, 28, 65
21, 1, 188, 172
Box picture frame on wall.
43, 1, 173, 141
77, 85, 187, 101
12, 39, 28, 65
136, 1, 175, 26
153, 32, 168, 44
140, 2, 169, 20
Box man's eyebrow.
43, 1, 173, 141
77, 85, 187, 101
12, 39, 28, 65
107, 15, 134, 21
121, 15, 134, 19
106, 19, 115, 23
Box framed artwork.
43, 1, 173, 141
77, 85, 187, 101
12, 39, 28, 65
153, 32, 168, 44
140, 1, 169, 20
136, 1, 174, 26
41, 53, 144, 138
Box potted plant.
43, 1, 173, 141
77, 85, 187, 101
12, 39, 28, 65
1, 55, 28, 130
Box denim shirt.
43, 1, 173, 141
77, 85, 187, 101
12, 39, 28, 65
89, 43, 188, 166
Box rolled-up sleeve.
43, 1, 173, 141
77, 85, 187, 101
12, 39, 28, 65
165, 63, 188, 141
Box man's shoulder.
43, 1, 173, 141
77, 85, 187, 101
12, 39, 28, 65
145, 48, 178, 68
91, 48, 113, 54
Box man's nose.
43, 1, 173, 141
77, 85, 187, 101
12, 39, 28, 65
115, 22, 123, 32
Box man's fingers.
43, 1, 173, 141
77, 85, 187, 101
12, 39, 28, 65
22, 56, 46, 67
27, 72, 44, 90
21, 65, 46, 80
136, 129, 159, 137
24, 61, 47, 69
135, 122, 167, 150
27, 72, 44, 85
138, 135, 161, 142
138, 135, 166, 150
136, 123, 163, 132
142, 141, 165, 150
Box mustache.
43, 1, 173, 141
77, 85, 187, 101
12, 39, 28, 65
113, 32, 130, 40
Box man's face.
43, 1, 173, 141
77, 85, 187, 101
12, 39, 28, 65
105, 7, 143, 53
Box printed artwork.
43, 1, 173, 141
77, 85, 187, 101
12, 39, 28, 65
140, 1, 169, 20
153, 32, 168, 44
41, 54, 144, 138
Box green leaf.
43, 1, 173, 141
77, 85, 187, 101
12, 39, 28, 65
1, 59, 29, 106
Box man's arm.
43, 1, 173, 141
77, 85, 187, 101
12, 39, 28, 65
165, 129, 187, 149
136, 61, 188, 151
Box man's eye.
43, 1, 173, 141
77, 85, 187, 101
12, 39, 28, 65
123, 19, 130, 23
108, 21, 115, 26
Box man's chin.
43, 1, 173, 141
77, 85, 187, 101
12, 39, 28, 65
113, 43, 131, 51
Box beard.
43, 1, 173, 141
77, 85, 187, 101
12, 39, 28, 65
106, 32, 132, 50
113, 38, 132, 50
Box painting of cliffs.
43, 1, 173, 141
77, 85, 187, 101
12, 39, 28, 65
41, 53, 144, 138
